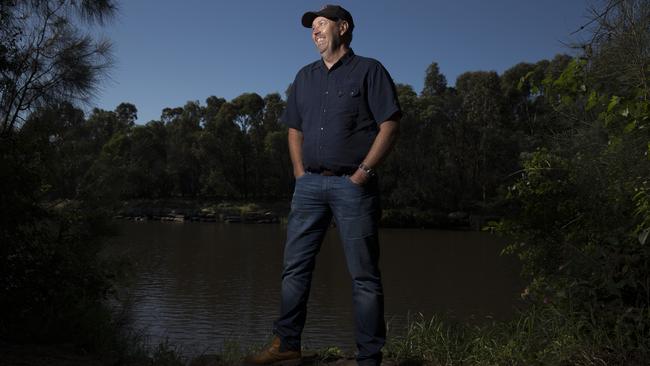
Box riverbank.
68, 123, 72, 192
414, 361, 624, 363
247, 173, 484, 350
112, 199, 288, 224
0, 342, 102, 366
113, 199, 497, 230
0, 340, 373, 366
2, 306, 643, 366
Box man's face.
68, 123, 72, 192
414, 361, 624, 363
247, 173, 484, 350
311, 16, 342, 54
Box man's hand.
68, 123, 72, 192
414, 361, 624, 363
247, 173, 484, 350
349, 118, 400, 186
349, 169, 369, 185
294, 169, 306, 179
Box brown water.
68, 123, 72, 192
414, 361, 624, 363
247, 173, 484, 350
109, 221, 522, 356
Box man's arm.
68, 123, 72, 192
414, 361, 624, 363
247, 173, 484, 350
350, 118, 400, 185
288, 127, 305, 178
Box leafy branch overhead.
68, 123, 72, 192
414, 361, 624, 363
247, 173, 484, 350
0, 0, 117, 136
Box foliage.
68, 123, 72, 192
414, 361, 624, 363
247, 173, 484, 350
0, 0, 124, 353
149, 339, 185, 366
0, 0, 116, 135
421, 62, 447, 97
493, 0, 650, 361
0, 137, 119, 345
316, 346, 345, 362
78, 93, 292, 201
385, 313, 467, 365
13, 50, 579, 215
385, 306, 640, 366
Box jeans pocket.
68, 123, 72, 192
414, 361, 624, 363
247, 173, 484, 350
295, 171, 310, 181
345, 175, 364, 188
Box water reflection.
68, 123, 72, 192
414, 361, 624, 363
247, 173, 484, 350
109, 222, 522, 356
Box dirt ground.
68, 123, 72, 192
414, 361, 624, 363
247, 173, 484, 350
0, 342, 103, 366
0, 342, 398, 366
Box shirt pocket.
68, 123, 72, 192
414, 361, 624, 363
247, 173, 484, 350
336, 82, 361, 114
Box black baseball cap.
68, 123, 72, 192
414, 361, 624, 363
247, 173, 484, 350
301, 5, 354, 31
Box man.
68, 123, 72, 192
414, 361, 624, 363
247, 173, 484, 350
245, 5, 401, 366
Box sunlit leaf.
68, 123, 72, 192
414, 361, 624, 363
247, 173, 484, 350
607, 95, 620, 112
586, 91, 599, 111
624, 120, 637, 133
620, 107, 630, 117
639, 228, 650, 245
531, 85, 540, 95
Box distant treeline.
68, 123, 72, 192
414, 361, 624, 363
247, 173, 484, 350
18, 55, 575, 217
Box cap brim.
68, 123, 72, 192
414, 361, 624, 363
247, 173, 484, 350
301, 11, 319, 28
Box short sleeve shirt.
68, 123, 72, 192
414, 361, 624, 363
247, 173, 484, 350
280, 49, 401, 173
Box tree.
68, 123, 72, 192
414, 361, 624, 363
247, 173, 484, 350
0, 0, 116, 136
18, 102, 91, 199
165, 101, 203, 197
421, 62, 447, 97
260, 93, 289, 197
0, 0, 118, 345
455, 71, 514, 206
496, 1, 650, 361
586, 0, 650, 99
115, 102, 137, 126
232, 93, 264, 133
129, 120, 169, 198
383, 83, 425, 207
228, 93, 265, 198
204, 95, 226, 127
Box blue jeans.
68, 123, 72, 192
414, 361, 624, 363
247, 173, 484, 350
273, 172, 385, 366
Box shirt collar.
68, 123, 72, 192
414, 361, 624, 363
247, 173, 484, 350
339, 48, 355, 65
313, 48, 355, 70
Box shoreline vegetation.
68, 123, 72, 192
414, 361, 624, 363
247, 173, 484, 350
2, 306, 644, 366
111, 199, 496, 230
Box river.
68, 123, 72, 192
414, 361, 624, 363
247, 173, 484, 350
108, 221, 522, 356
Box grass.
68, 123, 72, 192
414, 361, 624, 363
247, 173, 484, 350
383, 305, 647, 366
17, 299, 640, 366
101, 304, 646, 366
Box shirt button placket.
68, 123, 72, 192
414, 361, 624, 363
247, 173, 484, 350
318, 74, 329, 166
320, 103, 326, 154
321, 72, 332, 163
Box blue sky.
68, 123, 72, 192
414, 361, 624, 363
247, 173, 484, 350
93, 0, 593, 124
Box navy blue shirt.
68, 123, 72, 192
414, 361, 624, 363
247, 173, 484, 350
280, 49, 401, 173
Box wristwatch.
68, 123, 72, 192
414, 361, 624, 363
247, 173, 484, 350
358, 163, 376, 177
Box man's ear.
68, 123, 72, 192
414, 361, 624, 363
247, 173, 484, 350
339, 20, 349, 36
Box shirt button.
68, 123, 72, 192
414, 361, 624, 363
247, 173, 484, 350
320, 127, 324, 130
325, 91, 328, 95
323, 109, 326, 113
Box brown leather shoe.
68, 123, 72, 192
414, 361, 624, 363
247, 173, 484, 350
243, 336, 301, 366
